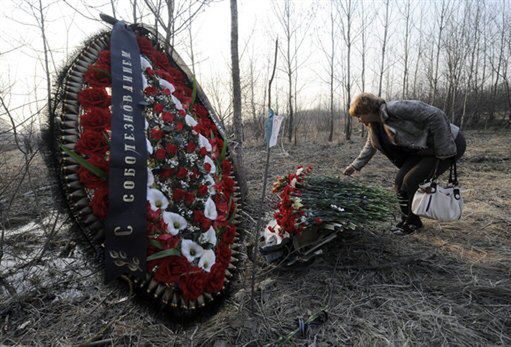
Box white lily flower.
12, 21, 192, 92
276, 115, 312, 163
205, 175, 216, 195
181, 239, 204, 262
290, 178, 297, 188
204, 197, 218, 220
199, 226, 217, 246
204, 155, 216, 174
140, 56, 152, 70
147, 168, 154, 187
158, 78, 175, 93
185, 114, 198, 127
145, 119, 149, 130
162, 211, 188, 235
171, 95, 183, 110
146, 138, 153, 155
198, 249, 216, 272
296, 167, 304, 175
198, 134, 212, 152
141, 74, 148, 90
147, 188, 168, 211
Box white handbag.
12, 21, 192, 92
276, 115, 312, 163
411, 160, 463, 222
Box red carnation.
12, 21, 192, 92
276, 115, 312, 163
80, 107, 111, 131
198, 147, 207, 157
90, 184, 109, 219
162, 112, 174, 123
178, 109, 187, 117
198, 185, 208, 197
204, 163, 212, 172
77, 155, 108, 189
76, 129, 108, 156
144, 85, 158, 96
78, 87, 111, 109
205, 263, 226, 293
150, 51, 170, 69
150, 255, 190, 285
216, 244, 232, 267
156, 233, 180, 250
159, 168, 175, 179
186, 141, 196, 153
84, 63, 111, 87
193, 103, 209, 117
162, 88, 171, 96
221, 159, 232, 175
173, 188, 186, 202
165, 143, 177, 156
153, 103, 164, 114
145, 67, 155, 76
154, 148, 166, 160
191, 168, 200, 179
175, 122, 184, 132
179, 268, 207, 301
166, 66, 186, 81
184, 192, 195, 206
222, 225, 237, 244
154, 69, 172, 81
137, 36, 154, 56
176, 167, 188, 179
150, 128, 164, 140
98, 50, 111, 65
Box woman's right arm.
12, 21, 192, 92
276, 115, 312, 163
349, 136, 377, 171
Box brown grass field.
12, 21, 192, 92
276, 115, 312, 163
1, 129, 510, 346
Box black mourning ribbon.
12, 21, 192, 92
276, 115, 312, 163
105, 20, 147, 282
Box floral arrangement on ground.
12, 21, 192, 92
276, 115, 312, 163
266, 166, 396, 242
71, 34, 238, 301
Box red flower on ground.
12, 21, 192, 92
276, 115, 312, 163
149, 255, 191, 285
205, 263, 225, 293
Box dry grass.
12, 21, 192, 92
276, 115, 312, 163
1, 129, 510, 346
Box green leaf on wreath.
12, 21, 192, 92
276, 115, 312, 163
61, 145, 106, 179
146, 248, 180, 261
149, 239, 164, 249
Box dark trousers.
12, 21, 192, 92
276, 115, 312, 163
394, 132, 466, 223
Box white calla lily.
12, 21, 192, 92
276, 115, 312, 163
199, 226, 217, 246
198, 249, 216, 272
204, 156, 216, 174
162, 211, 188, 235
185, 114, 198, 127
181, 239, 204, 263
204, 197, 218, 220
146, 138, 153, 155
158, 78, 176, 93
147, 168, 155, 187
141, 74, 148, 89
296, 167, 304, 175
171, 95, 183, 110
147, 188, 168, 211
205, 175, 216, 195
140, 56, 152, 70
198, 134, 212, 152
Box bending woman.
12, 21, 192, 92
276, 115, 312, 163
343, 93, 466, 235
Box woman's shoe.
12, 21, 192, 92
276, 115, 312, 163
391, 220, 423, 235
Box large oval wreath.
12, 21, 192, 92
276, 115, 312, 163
47, 22, 241, 314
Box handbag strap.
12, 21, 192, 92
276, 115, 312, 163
449, 157, 458, 185
428, 159, 441, 181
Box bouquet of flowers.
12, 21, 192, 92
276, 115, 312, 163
261, 166, 395, 264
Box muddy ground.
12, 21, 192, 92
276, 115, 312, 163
1, 129, 510, 346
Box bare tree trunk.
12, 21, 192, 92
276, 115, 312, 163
377, 0, 390, 98
328, 0, 335, 142
401, 0, 412, 99
431, 0, 449, 105
230, 0, 247, 200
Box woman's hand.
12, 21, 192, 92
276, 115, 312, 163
343, 165, 356, 176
